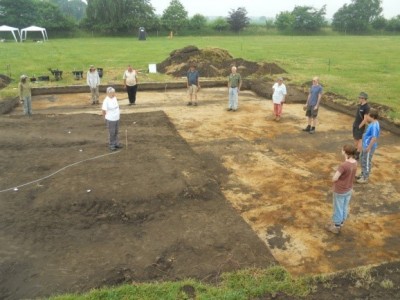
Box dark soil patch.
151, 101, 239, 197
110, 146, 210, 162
0, 112, 275, 299
157, 45, 286, 78
0, 74, 11, 89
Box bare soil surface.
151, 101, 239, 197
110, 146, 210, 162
1, 88, 399, 299
157, 45, 286, 78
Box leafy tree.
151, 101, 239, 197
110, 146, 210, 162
275, 6, 326, 32
50, 0, 87, 22
211, 17, 229, 32
35, 1, 75, 31
0, 0, 74, 31
386, 15, 400, 32
0, 0, 37, 27
332, 0, 383, 33
189, 14, 207, 30
161, 0, 188, 34
83, 0, 157, 33
275, 11, 294, 31
291, 5, 326, 32
227, 7, 249, 32
265, 18, 275, 30
371, 16, 387, 30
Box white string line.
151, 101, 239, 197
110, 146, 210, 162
0, 151, 120, 193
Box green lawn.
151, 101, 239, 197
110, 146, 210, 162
1, 35, 400, 120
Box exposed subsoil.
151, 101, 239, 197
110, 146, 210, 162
1, 47, 399, 299
1, 88, 399, 299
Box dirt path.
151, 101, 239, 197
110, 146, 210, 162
1, 88, 399, 298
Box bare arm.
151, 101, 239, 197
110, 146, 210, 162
359, 114, 369, 129
315, 92, 322, 108
332, 170, 341, 182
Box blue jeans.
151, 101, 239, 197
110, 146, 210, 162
332, 190, 352, 226
228, 87, 238, 110
360, 147, 376, 179
23, 95, 32, 115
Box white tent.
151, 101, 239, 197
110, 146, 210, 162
0, 25, 20, 42
21, 26, 48, 42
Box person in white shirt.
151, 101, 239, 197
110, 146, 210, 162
123, 65, 138, 105
86, 65, 100, 105
272, 77, 287, 121
102, 87, 122, 151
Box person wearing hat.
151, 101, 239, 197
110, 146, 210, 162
102, 87, 122, 151
186, 63, 200, 106
19, 75, 32, 116
87, 65, 100, 105
272, 77, 287, 121
352, 92, 370, 160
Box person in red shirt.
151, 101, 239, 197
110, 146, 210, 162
326, 144, 357, 234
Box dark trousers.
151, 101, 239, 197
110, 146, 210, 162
126, 85, 138, 104
107, 120, 119, 148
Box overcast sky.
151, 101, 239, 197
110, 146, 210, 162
151, 0, 399, 19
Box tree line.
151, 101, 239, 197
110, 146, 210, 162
0, 0, 399, 35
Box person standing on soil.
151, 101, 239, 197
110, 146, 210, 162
187, 64, 200, 106
86, 65, 101, 105
102, 87, 122, 151
19, 75, 32, 116
272, 77, 287, 121
302, 77, 323, 134
356, 109, 380, 184
227, 66, 242, 111
123, 65, 138, 105
326, 144, 358, 234
352, 92, 370, 160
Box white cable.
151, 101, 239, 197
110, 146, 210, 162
0, 150, 120, 193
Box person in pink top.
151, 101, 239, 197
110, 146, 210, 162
325, 144, 357, 234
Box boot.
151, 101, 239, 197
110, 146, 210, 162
302, 125, 311, 132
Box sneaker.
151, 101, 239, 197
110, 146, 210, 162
187, 102, 192, 106
302, 125, 311, 132
115, 144, 123, 149
355, 174, 363, 180
109, 147, 117, 151
232, 109, 237, 112
309, 128, 315, 134
356, 177, 368, 184
193, 102, 198, 106
227, 108, 232, 111
325, 223, 340, 234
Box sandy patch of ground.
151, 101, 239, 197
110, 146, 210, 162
1, 87, 399, 298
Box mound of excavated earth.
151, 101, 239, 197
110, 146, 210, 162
157, 45, 286, 78
0, 74, 11, 89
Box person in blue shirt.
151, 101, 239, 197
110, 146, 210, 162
356, 109, 380, 184
186, 64, 200, 106
302, 77, 323, 134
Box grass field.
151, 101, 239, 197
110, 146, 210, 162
1, 35, 400, 119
